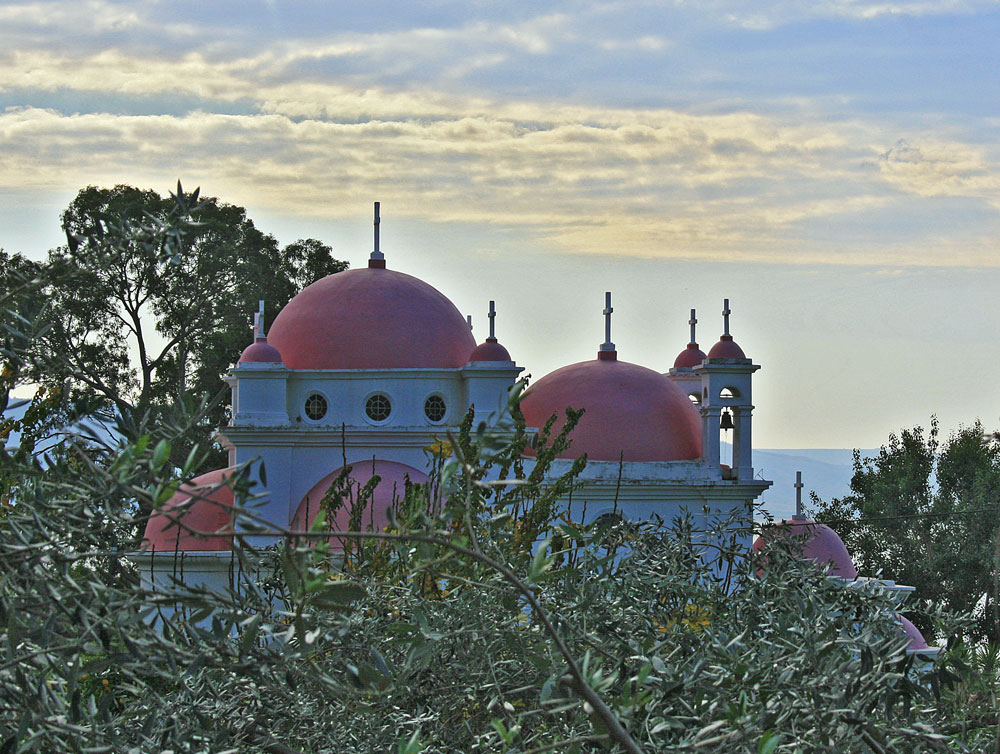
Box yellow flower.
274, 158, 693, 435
425, 439, 453, 458
664, 603, 711, 632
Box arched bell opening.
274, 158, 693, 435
719, 407, 735, 469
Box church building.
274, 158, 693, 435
138, 205, 772, 588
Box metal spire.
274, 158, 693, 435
688, 308, 698, 345
488, 300, 496, 340
722, 298, 731, 337
600, 291, 615, 353
369, 201, 385, 266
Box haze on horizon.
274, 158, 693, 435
1, 0, 998, 450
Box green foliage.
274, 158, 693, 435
929, 639, 1000, 749
814, 418, 1000, 644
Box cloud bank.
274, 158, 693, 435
0, 0, 997, 266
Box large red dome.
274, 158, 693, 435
267, 267, 476, 369
520, 357, 702, 462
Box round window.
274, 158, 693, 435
424, 395, 446, 423
365, 393, 392, 422
304, 393, 327, 421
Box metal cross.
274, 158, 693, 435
794, 471, 804, 517
466, 314, 473, 331
370, 201, 384, 261
488, 300, 496, 340
253, 300, 265, 340
688, 308, 697, 345
722, 298, 731, 337
600, 291, 615, 351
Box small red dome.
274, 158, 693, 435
468, 338, 512, 363
239, 338, 283, 364
143, 468, 235, 552
898, 615, 930, 651
673, 343, 707, 368
267, 267, 476, 369
291, 460, 429, 541
707, 335, 746, 360
753, 518, 858, 579
520, 357, 702, 462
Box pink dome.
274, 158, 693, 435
143, 468, 235, 552
291, 460, 429, 542
673, 343, 707, 368
239, 338, 283, 364
707, 335, 746, 360
898, 615, 931, 651
267, 267, 476, 369
753, 518, 858, 579
520, 356, 702, 462
469, 338, 512, 363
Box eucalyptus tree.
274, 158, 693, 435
24, 183, 346, 482
815, 419, 1000, 643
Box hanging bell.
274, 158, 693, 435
720, 408, 735, 431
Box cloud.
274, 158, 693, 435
717, 0, 995, 29
597, 35, 668, 52
2, 96, 995, 266
877, 138, 1000, 207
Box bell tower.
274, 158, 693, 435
695, 299, 759, 481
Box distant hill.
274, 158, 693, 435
748, 446, 879, 521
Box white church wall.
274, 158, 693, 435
462, 364, 523, 426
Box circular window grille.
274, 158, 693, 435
304, 393, 327, 421
424, 395, 446, 422
365, 393, 392, 422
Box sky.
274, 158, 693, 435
1, 0, 998, 450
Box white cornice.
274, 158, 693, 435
219, 425, 518, 447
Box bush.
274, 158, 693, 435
0, 395, 977, 753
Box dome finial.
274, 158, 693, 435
794, 470, 806, 519
707, 297, 746, 359
467, 314, 473, 330
599, 291, 616, 360
254, 300, 265, 341
488, 300, 496, 340
369, 201, 386, 268
239, 299, 283, 364
673, 307, 707, 368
